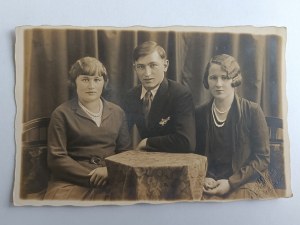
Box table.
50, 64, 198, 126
105, 150, 207, 201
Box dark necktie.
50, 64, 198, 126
143, 91, 152, 125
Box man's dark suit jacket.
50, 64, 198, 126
123, 78, 196, 153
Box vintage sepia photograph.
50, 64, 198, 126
14, 26, 291, 206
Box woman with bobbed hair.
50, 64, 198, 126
195, 54, 276, 200
44, 56, 130, 200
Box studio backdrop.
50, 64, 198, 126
22, 27, 284, 122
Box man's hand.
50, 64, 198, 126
135, 138, 148, 150
88, 167, 108, 188
203, 179, 231, 196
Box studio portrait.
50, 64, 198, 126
14, 26, 291, 206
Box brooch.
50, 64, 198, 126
159, 116, 171, 126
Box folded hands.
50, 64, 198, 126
203, 177, 231, 196
89, 167, 108, 188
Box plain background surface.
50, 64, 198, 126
1, 0, 299, 225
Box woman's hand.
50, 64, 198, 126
88, 167, 108, 188
203, 177, 218, 190
135, 138, 148, 151
203, 179, 231, 196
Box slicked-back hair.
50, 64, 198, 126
133, 41, 167, 62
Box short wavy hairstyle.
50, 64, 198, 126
203, 54, 242, 89
133, 41, 167, 62
68, 57, 109, 95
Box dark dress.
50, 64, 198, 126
206, 105, 234, 181
195, 94, 276, 200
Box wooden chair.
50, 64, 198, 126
21, 117, 50, 199
265, 116, 285, 190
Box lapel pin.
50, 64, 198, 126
159, 116, 171, 126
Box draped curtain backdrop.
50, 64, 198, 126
23, 28, 283, 124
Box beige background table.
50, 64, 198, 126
105, 150, 207, 201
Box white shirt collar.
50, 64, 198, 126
140, 85, 160, 100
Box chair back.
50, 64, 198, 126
265, 116, 285, 189
21, 117, 50, 198
265, 116, 283, 145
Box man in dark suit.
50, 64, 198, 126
123, 41, 196, 153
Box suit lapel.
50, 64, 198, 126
148, 78, 169, 128
131, 85, 143, 114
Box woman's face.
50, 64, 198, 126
75, 74, 104, 104
207, 63, 234, 101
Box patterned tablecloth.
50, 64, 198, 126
105, 150, 207, 201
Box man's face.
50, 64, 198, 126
134, 51, 169, 90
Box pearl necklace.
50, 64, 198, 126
78, 100, 102, 126
212, 103, 227, 127
213, 101, 230, 114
